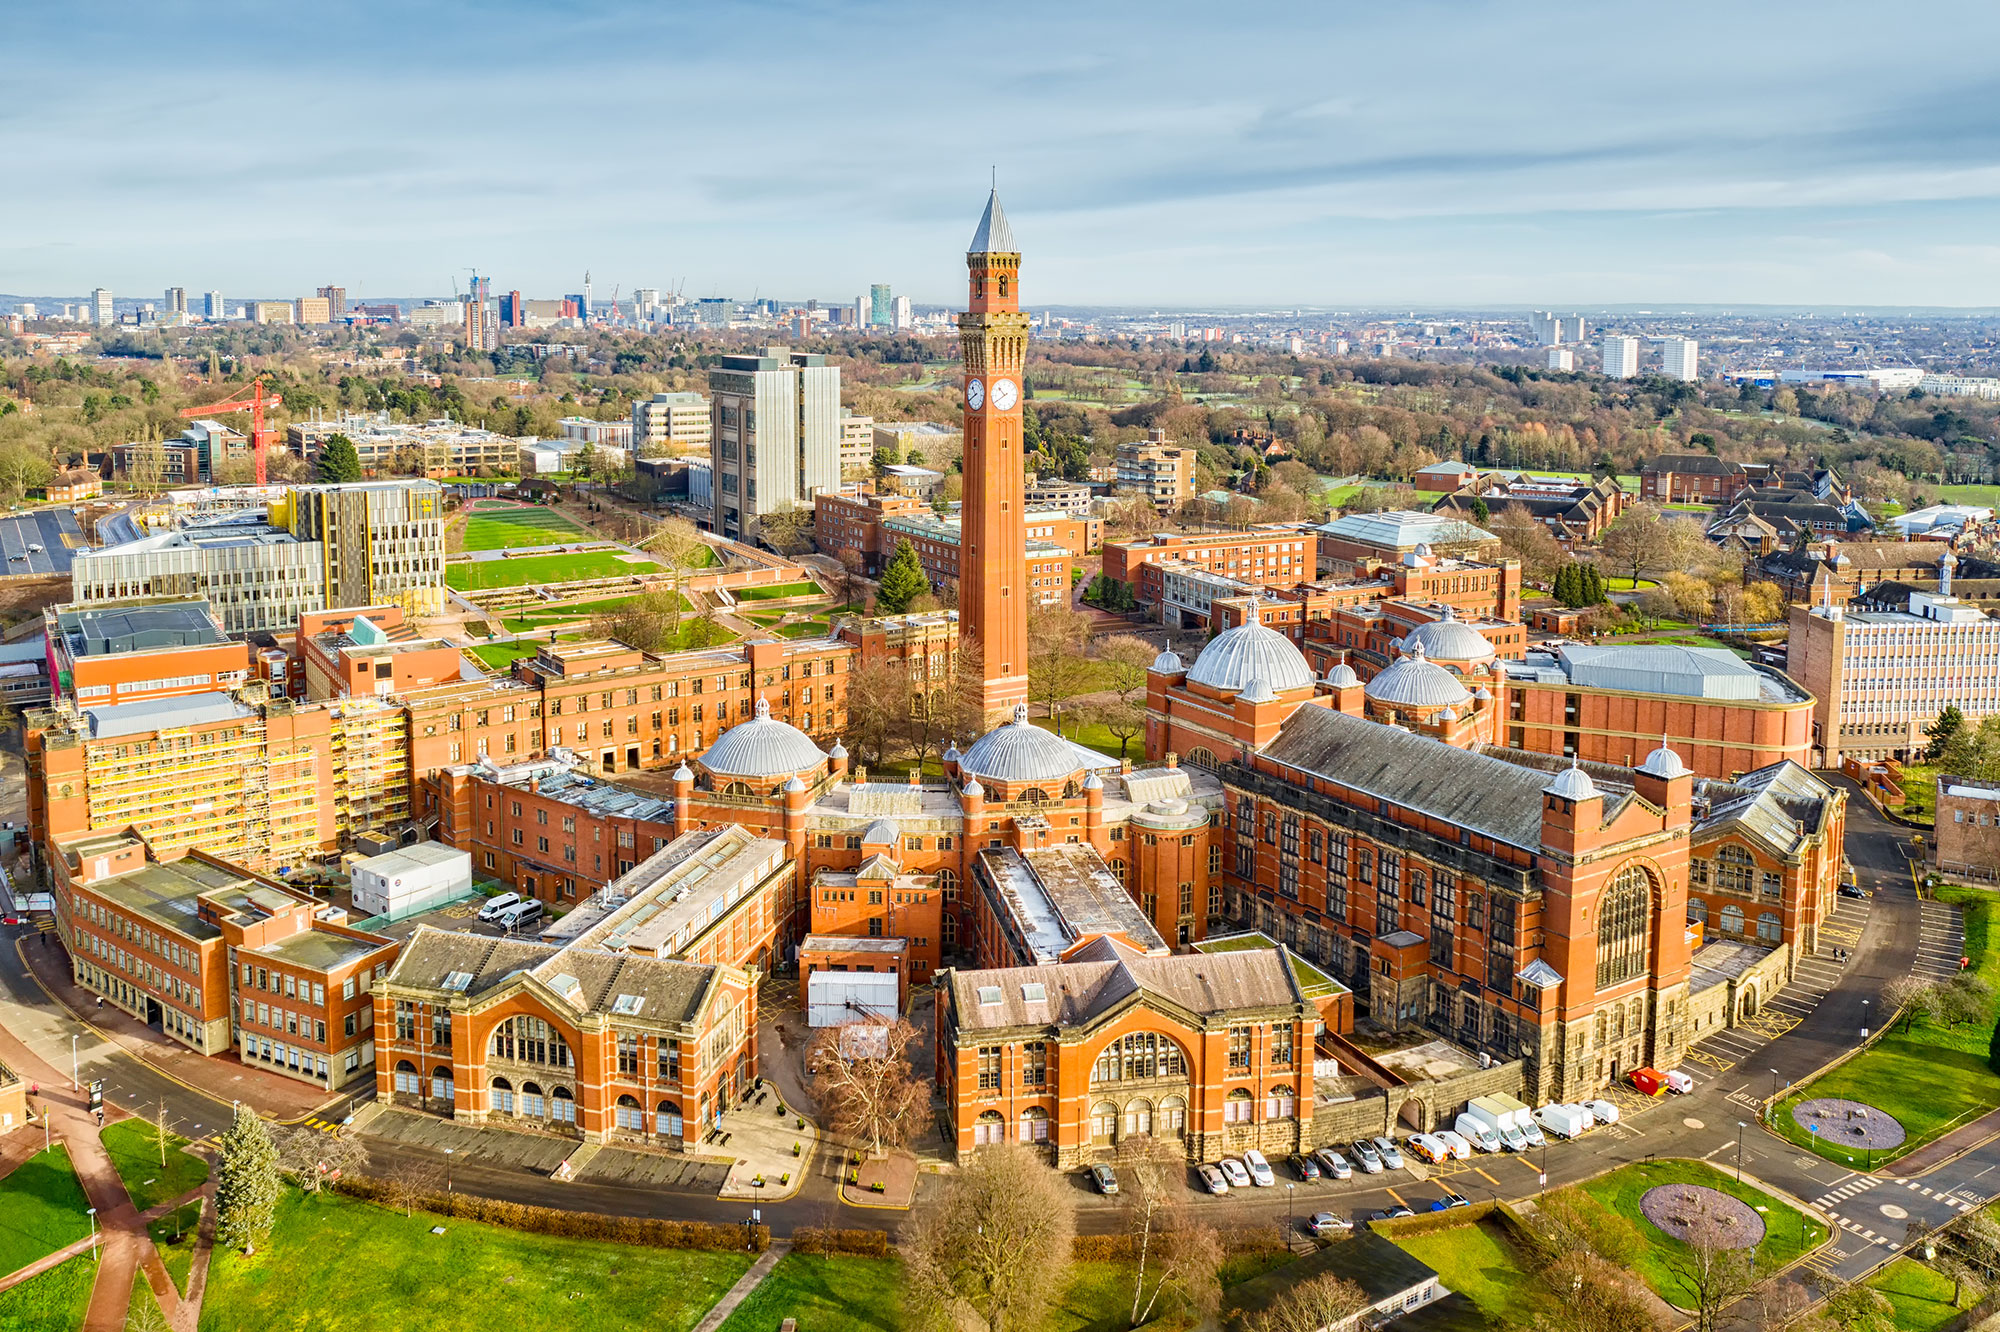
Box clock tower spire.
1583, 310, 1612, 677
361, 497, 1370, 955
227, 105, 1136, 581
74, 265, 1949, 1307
959, 189, 1031, 720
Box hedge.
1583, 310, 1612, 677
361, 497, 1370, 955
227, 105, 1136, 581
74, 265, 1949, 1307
1359, 1200, 1498, 1239
792, 1226, 892, 1257
1074, 1228, 1289, 1262
333, 1176, 769, 1252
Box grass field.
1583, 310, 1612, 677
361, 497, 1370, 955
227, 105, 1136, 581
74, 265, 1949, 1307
459, 506, 590, 551
1394, 1218, 1557, 1328
0, 1146, 93, 1275
1564, 1159, 1820, 1308
1604, 576, 1659, 590
732, 580, 822, 602
467, 641, 542, 670
715, 1253, 898, 1332
1776, 883, 2000, 1165
0, 1254, 95, 1332
1893, 761, 1941, 825
149, 1201, 203, 1296
1031, 716, 1144, 763
1865, 1256, 1968, 1331
199, 1190, 753, 1332
448, 552, 661, 591
100, 1118, 210, 1213
1935, 484, 2000, 508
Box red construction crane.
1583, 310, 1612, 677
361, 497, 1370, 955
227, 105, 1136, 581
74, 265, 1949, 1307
179, 378, 283, 484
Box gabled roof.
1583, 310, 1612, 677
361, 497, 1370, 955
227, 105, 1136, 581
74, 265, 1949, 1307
947, 946, 1300, 1033
1648, 454, 1743, 476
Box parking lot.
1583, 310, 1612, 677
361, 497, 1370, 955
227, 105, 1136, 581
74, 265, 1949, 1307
0, 507, 86, 576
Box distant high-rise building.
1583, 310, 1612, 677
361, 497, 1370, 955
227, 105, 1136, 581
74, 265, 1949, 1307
634, 288, 660, 318
163, 287, 187, 315
1661, 337, 1699, 382
562, 294, 585, 322
295, 296, 332, 325
464, 275, 492, 349
1527, 310, 1586, 345
869, 284, 892, 327
91, 288, 114, 327
1602, 335, 1640, 379
854, 296, 866, 327
1547, 347, 1575, 372
317, 286, 347, 321
708, 346, 840, 542
501, 291, 525, 327
891, 295, 913, 331
204, 291, 225, 320
16, 303, 36, 321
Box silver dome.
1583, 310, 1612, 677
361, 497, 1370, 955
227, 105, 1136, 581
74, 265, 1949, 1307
1401, 614, 1495, 664
1545, 762, 1599, 801
1151, 647, 1186, 674
1186, 613, 1315, 694
699, 696, 827, 778
1324, 663, 1360, 688
1638, 742, 1689, 780
958, 704, 1087, 783
1240, 676, 1276, 704
862, 818, 898, 843
1363, 644, 1472, 709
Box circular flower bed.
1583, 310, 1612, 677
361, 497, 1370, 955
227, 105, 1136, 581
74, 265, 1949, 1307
1638, 1183, 1765, 1249
1790, 1098, 1907, 1150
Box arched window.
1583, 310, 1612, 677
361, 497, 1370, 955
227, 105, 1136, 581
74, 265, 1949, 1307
551, 1086, 576, 1125
656, 1100, 684, 1138
1757, 912, 1782, 943
1186, 748, 1219, 772
490, 1016, 573, 1068
1020, 1106, 1050, 1142
615, 1093, 645, 1132
491, 1076, 514, 1115
393, 1059, 420, 1095
1090, 1101, 1119, 1142
1018, 788, 1048, 805
934, 867, 958, 901
1594, 864, 1652, 990
1124, 1099, 1154, 1136
1223, 1087, 1255, 1124
1687, 898, 1708, 924
431, 1065, 454, 1102
1715, 845, 1756, 895
1159, 1095, 1187, 1134
1092, 1032, 1187, 1084
974, 1109, 1005, 1145
1063, 780, 1080, 799
520, 1081, 545, 1118
1720, 904, 1746, 935
1264, 1087, 1295, 1120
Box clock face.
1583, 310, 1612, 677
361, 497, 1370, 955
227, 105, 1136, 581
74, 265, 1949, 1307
990, 378, 1018, 410
964, 378, 984, 410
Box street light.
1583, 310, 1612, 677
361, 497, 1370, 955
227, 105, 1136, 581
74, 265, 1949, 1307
1736, 1121, 1747, 1182
1862, 999, 1871, 1039
1286, 1182, 1295, 1233
445, 1147, 454, 1193
70, 1034, 77, 1091
85, 1207, 97, 1258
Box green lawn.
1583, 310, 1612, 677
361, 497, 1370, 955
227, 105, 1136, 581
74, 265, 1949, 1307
1893, 761, 1940, 826
1934, 484, 2000, 508
501, 593, 699, 632
1030, 717, 1142, 764
148, 1201, 203, 1297
732, 580, 823, 602
460, 506, 591, 551
715, 1253, 898, 1332
448, 551, 661, 590
100, 1117, 210, 1212
130, 1269, 166, 1332
467, 641, 541, 670
1565, 1159, 1821, 1308
1865, 1256, 1968, 1331
1604, 576, 1659, 590
1394, 1218, 1557, 1328
0, 1254, 96, 1332
199, 1189, 754, 1332
0, 1146, 93, 1274
1775, 883, 2000, 1165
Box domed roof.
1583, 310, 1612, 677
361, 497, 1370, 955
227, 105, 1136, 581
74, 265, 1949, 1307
1186, 608, 1315, 694
1241, 676, 1277, 704
1401, 612, 1495, 664
1363, 643, 1472, 709
829, 739, 848, 760
958, 704, 1088, 783
1545, 762, 1600, 801
699, 697, 827, 779
1324, 663, 1360, 688
782, 775, 807, 794
1151, 647, 1186, 675
1637, 741, 1689, 780
862, 818, 899, 844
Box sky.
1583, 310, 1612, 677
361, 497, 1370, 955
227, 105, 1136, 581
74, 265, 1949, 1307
12, 0, 2000, 308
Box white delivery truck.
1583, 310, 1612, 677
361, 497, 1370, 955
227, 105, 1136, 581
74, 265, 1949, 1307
1534, 1103, 1591, 1140
1463, 1096, 1531, 1151
1494, 1094, 1543, 1148
1452, 1111, 1502, 1151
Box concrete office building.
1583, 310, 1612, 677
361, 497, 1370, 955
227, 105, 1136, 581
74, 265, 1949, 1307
1526, 311, 1586, 345
1661, 338, 1700, 382
204, 291, 225, 320
250, 302, 294, 325
275, 480, 447, 616
839, 410, 876, 474
708, 347, 840, 542
286, 414, 523, 477
630, 393, 712, 454
163, 288, 187, 316
1602, 335, 1640, 379
1116, 428, 1198, 511
92, 289, 114, 327
1547, 347, 1574, 372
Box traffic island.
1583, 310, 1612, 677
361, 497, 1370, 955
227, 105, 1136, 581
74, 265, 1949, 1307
839, 1152, 916, 1209
1790, 1098, 1907, 1151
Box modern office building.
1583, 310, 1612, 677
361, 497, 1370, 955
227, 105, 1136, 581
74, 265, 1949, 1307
204, 291, 225, 320
249, 301, 294, 325
869, 284, 893, 327
630, 392, 712, 454
163, 288, 187, 316
838, 410, 876, 474
295, 296, 332, 326
274, 480, 446, 616
92, 289, 114, 327
285, 413, 523, 477
318, 286, 347, 321
1602, 335, 1640, 379
1115, 428, 1198, 511
1661, 337, 1700, 381
707, 347, 841, 542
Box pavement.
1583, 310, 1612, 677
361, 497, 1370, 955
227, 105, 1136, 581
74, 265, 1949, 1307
0, 507, 86, 577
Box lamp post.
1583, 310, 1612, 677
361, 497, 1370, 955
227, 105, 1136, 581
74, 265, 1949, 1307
85, 1208, 97, 1258
1287, 1182, 1295, 1233
1736, 1121, 1747, 1182
1769, 1068, 1782, 1124
445, 1147, 454, 1193
70, 1034, 78, 1091
1861, 999, 1870, 1040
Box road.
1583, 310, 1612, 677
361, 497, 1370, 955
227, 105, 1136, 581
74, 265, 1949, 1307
0, 769, 1983, 1300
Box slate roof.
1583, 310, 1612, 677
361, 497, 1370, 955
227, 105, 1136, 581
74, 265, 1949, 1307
386, 924, 718, 1023
967, 189, 1017, 254
948, 944, 1301, 1033
1648, 454, 1743, 476
1256, 705, 1552, 850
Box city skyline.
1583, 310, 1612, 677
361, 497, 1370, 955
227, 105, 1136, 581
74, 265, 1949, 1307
11, 1, 2000, 308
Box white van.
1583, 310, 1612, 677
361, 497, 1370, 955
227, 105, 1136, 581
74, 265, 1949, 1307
477, 892, 524, 922
494, 899, 545, 932
1452, 1113, 1502, 1152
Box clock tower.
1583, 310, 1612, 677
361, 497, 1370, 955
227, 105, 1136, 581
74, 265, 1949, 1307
958, 189, 1032, 720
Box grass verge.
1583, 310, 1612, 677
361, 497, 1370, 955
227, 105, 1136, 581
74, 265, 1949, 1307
100, 1117, 209, 1212
0, 1253, 96, 1332
447, 552, 661, 590
732, 581, 823, 601
149, 1201, 203, 1297
0, 1146, 92, 1273
715, 1253, 898, 1332
1393, 1216, 1557, 1327
1865, 1255, 1968, 1331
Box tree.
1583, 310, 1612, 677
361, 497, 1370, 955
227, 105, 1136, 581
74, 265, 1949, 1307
807, 1018, 929, 1159
903, 1144, 1075, 1332
315, 433, 364, 483
124, 438, 167, 492
1928, 706, 1968, 764
876, 539, 929, 615
1881, 976, 1937, 1034
213, 1105, 282, 1254
1598, 504, 1671, 589
274, 1126, 370, 1196
1470, 495, 1490, 523
592, 589, 692, 653
845, 658, 910, 768
1241, 1272, 1371, 1332
1534, 1252, 1668, 1332
834, 547, 867, 610
381, 1159, 448, 1217
1119, 1138, 1222, 1328
759, 501, 813, 557
1488, 501, 1565, 585
123, 1283, 173, 1332
1934, 973, 1992, 1030
1658, 1197, 1757, 1332
1028, 602, 1095, 736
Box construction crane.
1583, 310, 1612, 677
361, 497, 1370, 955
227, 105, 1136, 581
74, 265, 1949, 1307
610, 284, 621, 325
180, 378, 283, 485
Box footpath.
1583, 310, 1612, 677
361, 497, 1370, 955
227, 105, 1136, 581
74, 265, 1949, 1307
691, 1240, 792, 1332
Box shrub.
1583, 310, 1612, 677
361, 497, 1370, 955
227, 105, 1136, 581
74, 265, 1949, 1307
794, 1226, 891, 1257
333, 1175, 768, 1251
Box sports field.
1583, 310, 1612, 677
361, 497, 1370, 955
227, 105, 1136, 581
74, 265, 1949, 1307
459, 505, 591, 551
448, 552, 661, 590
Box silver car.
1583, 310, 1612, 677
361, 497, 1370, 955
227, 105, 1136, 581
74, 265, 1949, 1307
1371, 1136, 1407, 1170
1350, 1139, 1384, 1173
1312, 1148, 1353, 1180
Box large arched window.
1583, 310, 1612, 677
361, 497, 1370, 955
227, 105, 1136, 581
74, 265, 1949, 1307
1715, 845, 1756, 895
1091, 1032, 1188, 1085
1018, 788, 1048, 805
490, 1016, 573, 1068
1186, 748, 1219, 772
1757, 911, 1782, 943
491, 1076, 514, 1115
1595, 864, 1652, 991
1720, 904, 1746, 935
973, 1110, 1005, 1146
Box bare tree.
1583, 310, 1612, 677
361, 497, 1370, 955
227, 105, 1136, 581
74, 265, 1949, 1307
834, 547, 867, 609
123, 1282, 173, 1332
380, 1159, 447, 1217
275, 1126, 371, 1196
806, 1018, 929, 1159
1119, 1138, 1222, 1328
1027, 601, 1094, 735
845, 658, 910, 769
1659, 1200, 1758, 1332
1487, 501, 1565, 585
758, 502, 814, 556
1934, 973, 1992, 1030
903, 1144, 1076, 1332
1597, 504, 1672, 589
1242, 1272, 1372, 1332
1881, 976, 1937, 1033
1534, 1251, 1668, 1332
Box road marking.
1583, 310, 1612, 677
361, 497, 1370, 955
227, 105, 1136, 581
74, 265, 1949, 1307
1385, 1186, 1408, 1208
1474, 1167, 1501, 1188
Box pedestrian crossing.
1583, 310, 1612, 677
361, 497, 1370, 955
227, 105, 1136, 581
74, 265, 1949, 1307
300, 1116, 344, 1133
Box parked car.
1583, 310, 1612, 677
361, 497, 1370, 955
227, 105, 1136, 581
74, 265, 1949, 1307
1241, 1149, 1276, 1187
1198, 1163, 1229, 1195
1307, 1211, 1353, 1236
1838, 882, 1869, 899
1434, 1130, 1473, 1160
1312, 1148, 1353, 1181
1583, 1099, 1621, 1125
1350, 1140, 1384, 1173
1089, 1164, 1118, 1195
1430, 1190, 1472, 1211
1451, 1114, 1503, 1152
1406, 1133, 1450, 1165
1367, 1205, 1416, 1224
477, 892, 524, 922
1289, 1153, 1320, 1182
1218, 1158, 1252, 1189
1371, 1136, 1407, 1170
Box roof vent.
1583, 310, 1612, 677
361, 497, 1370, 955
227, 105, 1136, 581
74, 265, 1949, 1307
1021, 982, 1047, 1003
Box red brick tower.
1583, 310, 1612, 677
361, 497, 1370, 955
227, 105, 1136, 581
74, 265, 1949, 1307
959, 190, 1032, 720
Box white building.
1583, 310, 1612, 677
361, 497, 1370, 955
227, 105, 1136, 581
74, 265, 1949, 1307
558, 417, 634, 449
1888, 504, 1995, 538
630, 392, 712, 454
1917, 374, 2000, 400
91, 289, 114, 327
204, 291, 225, 320
1661, 337, 1700, 381
1602, 335, 1640, 379
1546, 347, 1575, 372
892, 295, 913, 330
350, 842, 472, 921
1779, 368, 1926, 392
708, 346, 841, 541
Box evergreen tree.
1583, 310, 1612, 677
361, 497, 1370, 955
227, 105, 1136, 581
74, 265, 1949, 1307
1553, 564, 1576, 608
1927, 706, 1968, 765
875, 539, 928, 615
214, 1105, 282, 1255
1469, 497, 1490, 524
1584, 565, 1606, 605
314, 434, 364, 484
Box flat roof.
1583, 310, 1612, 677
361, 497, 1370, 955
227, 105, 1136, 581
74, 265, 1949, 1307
1502, 643, 1809, 703
251, 928, 388, 972
352, 841, 469, 876
83, 691, 254, 739
57, 602, 223, 656
85, 856, 272, 943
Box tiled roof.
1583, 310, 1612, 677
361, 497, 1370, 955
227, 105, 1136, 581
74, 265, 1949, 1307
948, 944, 1300, 1033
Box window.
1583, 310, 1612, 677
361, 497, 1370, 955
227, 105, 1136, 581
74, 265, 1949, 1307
1092, 1032, 1186, 1084
1715, 845, 1755, 895
1595, 865, 1652, 989
1023, 1041, 1047, 1087
490, 1015, 573, 1067
392, 1060, 419, 1095
1222, 1088, 1254, 1123
974, 1110, 1006, 1145
1227, 1026, 1252, 1069
615, 1095, 646, 1131
1020, 1107, 1050, 1142
394, 1000, 417, 1041
1721, 903, 1746, 935
1271, 1022, 1294, 1066
1264, 1087, 1295, 1120
1758, 911, 1782, 943
550, 1087, 576, 1125
617, 1034, 641, 1075
659, 1041, 681, 1082
977, 1046, 1002, 1090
